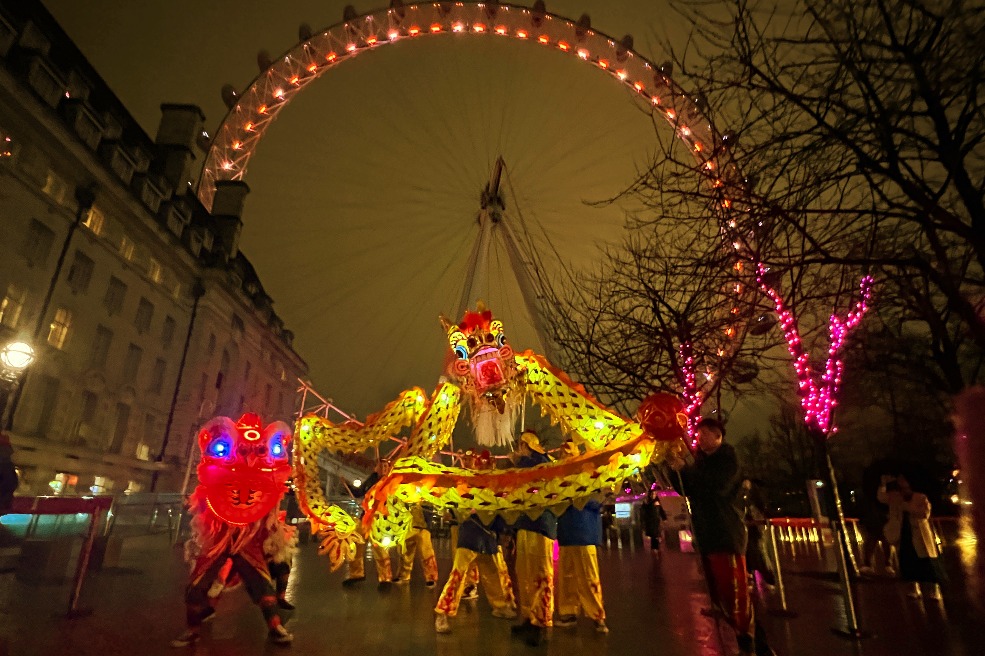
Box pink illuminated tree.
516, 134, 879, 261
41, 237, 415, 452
755, 264, 875, 438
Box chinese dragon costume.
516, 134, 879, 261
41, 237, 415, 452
293, 303, 689, 568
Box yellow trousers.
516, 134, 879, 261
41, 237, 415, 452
556, 545, 605, 621
434, 547, 515, 616
449, 525, 482, 589
347, 540, 392, 583
396, 527, 438, 583
515, 530, 555, 627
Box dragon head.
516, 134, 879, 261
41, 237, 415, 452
441, 302, 517, 413
196, 413, 293, 525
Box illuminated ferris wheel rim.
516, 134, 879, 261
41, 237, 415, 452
195, 1, 742, 212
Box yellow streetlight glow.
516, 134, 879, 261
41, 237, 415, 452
0, 341, 35, 372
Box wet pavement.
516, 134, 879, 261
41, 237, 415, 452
0, 531, 980, 656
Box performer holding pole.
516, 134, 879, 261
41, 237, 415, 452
667, 417, 774, 656
170, 414, 295, 648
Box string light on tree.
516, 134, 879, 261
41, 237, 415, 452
755, 264, 874, 435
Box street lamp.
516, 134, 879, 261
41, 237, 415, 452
0, 340, 35, 428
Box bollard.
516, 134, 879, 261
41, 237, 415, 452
768, 523, 797, 618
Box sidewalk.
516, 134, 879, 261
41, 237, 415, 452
0, 532, 979, 656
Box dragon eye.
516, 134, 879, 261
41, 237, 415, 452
454, 345, 469, 360
466, 337, 478, 349
496, 334, 506, 347
208, 437, 232, 458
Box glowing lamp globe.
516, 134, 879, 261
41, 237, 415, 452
636, 393, 688, 442
0, 341, 35, 372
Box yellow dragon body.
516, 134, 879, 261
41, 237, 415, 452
293, 307, 681, 567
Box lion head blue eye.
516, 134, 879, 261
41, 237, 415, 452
209, 437, 231, 457
454, 345, 468, 360
496, 334, 506, 347
269, 436, 286, 458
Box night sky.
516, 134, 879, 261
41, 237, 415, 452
44, 1, 706, 423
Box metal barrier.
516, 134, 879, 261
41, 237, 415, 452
4, 495, 113, 617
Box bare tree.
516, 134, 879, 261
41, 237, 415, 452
660, 0, 985, 393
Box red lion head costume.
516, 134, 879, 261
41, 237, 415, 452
196, 413, 293, 525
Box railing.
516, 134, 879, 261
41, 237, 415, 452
2, 495, 112, 616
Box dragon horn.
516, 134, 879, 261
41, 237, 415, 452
439, 314, 454, 333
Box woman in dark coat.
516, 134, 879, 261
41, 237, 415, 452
640, 487, 666, 552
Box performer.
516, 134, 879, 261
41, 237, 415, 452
668, 418, 772, 656
434, 513, 517, 632
343, 460, 394, 590
435, 451, 516, 633
171, 414, 295, 648
509, 429, 557, 647
394, 503, 439, 587
554, 440, 608, 633
205, 509, 298, 617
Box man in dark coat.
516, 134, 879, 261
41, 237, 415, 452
670, 418, 772, 656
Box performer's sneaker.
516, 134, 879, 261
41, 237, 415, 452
491, 608, 517, 619
200, 608, 217, 624
392, 578, 409, 585
169, 630, 200, 648
377, 581, 393, 592
425, 580, 437, 589
462, 585, 478, 600
277, 599, 295, 611
594, 620, 609, 634
434, 613, 451, 634
269, 624, 294, 645
341, 576, 365, 587
554, 614, 577, 628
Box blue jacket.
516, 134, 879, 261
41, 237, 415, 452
512, 451, 557, 539
457, 515, 500, 555
557, 501, 603, 547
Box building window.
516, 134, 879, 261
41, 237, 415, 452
134, 297, 154, 334
47, 307, 71, 349
82, 205, 104, 235
135, 443, 150, 461
231, 314, 245, 338
149, 358, 166, 394
147, 257, 162, 283
118, 234, 135, 261
89, 324, 113, 369
22, 218, 55, 268
264, 383, 272, 408
139, 412, 156, 459
66, 250, 95, 294
161, 315, 177, 349
110, 402, 130, 454
41, 169, 70, 205
206, 333, 216, 357
244, 361, 252, 384
0, 283, 25, 328
77, 390, 98, 446
104, 276, 126, 316
122, 343, 142, 385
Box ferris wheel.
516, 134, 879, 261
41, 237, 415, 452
194, 1, 745, 420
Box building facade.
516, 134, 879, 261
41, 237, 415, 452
0, 1, 308, 495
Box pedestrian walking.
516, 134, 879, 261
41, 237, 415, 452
881, 474, 945, 600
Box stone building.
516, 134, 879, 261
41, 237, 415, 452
0, 1, 307, 495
